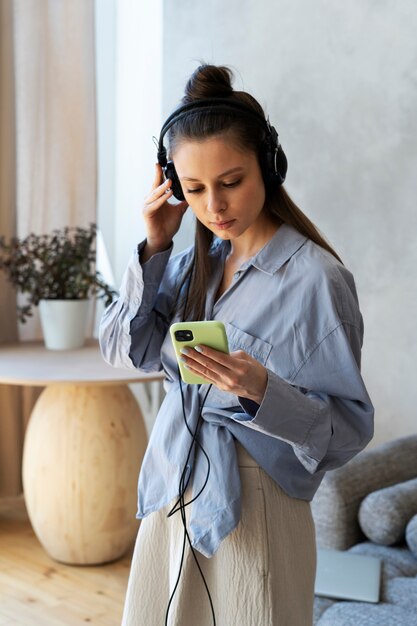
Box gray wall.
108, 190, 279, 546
163, 0, 417, 446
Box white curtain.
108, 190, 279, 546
14, 0, 97, 235
0, 0, 97, 495
13, 0, 98, 341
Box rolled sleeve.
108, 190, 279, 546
139, 241, 174, 305
99, 240, 173, 370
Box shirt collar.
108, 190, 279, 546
211, 223, 308, 275
251, 224, 308, 275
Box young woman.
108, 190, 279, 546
100, 64, 374, 626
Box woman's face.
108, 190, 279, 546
172, 135, 270, 242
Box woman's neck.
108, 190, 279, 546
228, 218, 280, 265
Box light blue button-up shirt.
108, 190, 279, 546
99, 224, 374, 557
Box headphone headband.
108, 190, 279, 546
161, 97, 271, 133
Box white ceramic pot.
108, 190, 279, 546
39, 299, 90, 350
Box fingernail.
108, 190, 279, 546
194, 345, 204, 353
180, 348, 189, 355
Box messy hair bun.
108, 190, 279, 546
182, 64, 234, 103
181, 63, 264, 117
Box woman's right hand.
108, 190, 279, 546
141, 164, 188, 261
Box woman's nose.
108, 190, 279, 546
207, 191, 226, 214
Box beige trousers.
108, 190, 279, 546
122, 444, 317, 626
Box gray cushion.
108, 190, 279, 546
382, 576, 417, 610
312, 435, 417, 550
406, 514, 417, 557
316, 602, 417, 626
313, 597, 335, 625
358, 478, 417, 545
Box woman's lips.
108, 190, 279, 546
211, 219, 235, 230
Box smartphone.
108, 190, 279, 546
170, 320, 229, 384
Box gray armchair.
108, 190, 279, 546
311, 434, 417, 625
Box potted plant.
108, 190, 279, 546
0, 223, 117, 349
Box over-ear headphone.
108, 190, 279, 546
156, 97, 288, 201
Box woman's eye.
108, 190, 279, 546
186, 179, 241, 194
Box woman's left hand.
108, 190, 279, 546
180, 345, 268, 405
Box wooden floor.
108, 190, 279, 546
0, 497, 133, 625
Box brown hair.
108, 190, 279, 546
168, 64, 343, 320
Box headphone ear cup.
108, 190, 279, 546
262, 133, 288, 186
274, 145, 288, 185
164, 161, 185, 201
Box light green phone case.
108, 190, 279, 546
170, 320, 229, 385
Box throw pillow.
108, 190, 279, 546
358, 477, 417, 545
405, 513, 417, 558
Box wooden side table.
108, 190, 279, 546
0, 341, 164, 565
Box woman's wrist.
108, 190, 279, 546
140, 239, 171, 263
247, 368, 268, 405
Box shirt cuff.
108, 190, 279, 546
138, 240, 173, 283
232, 368, 320, 449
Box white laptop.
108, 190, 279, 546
314, 548, 382, 603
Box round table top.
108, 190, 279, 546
0, 340, 164, 386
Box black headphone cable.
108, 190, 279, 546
164, 377, 216, 626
